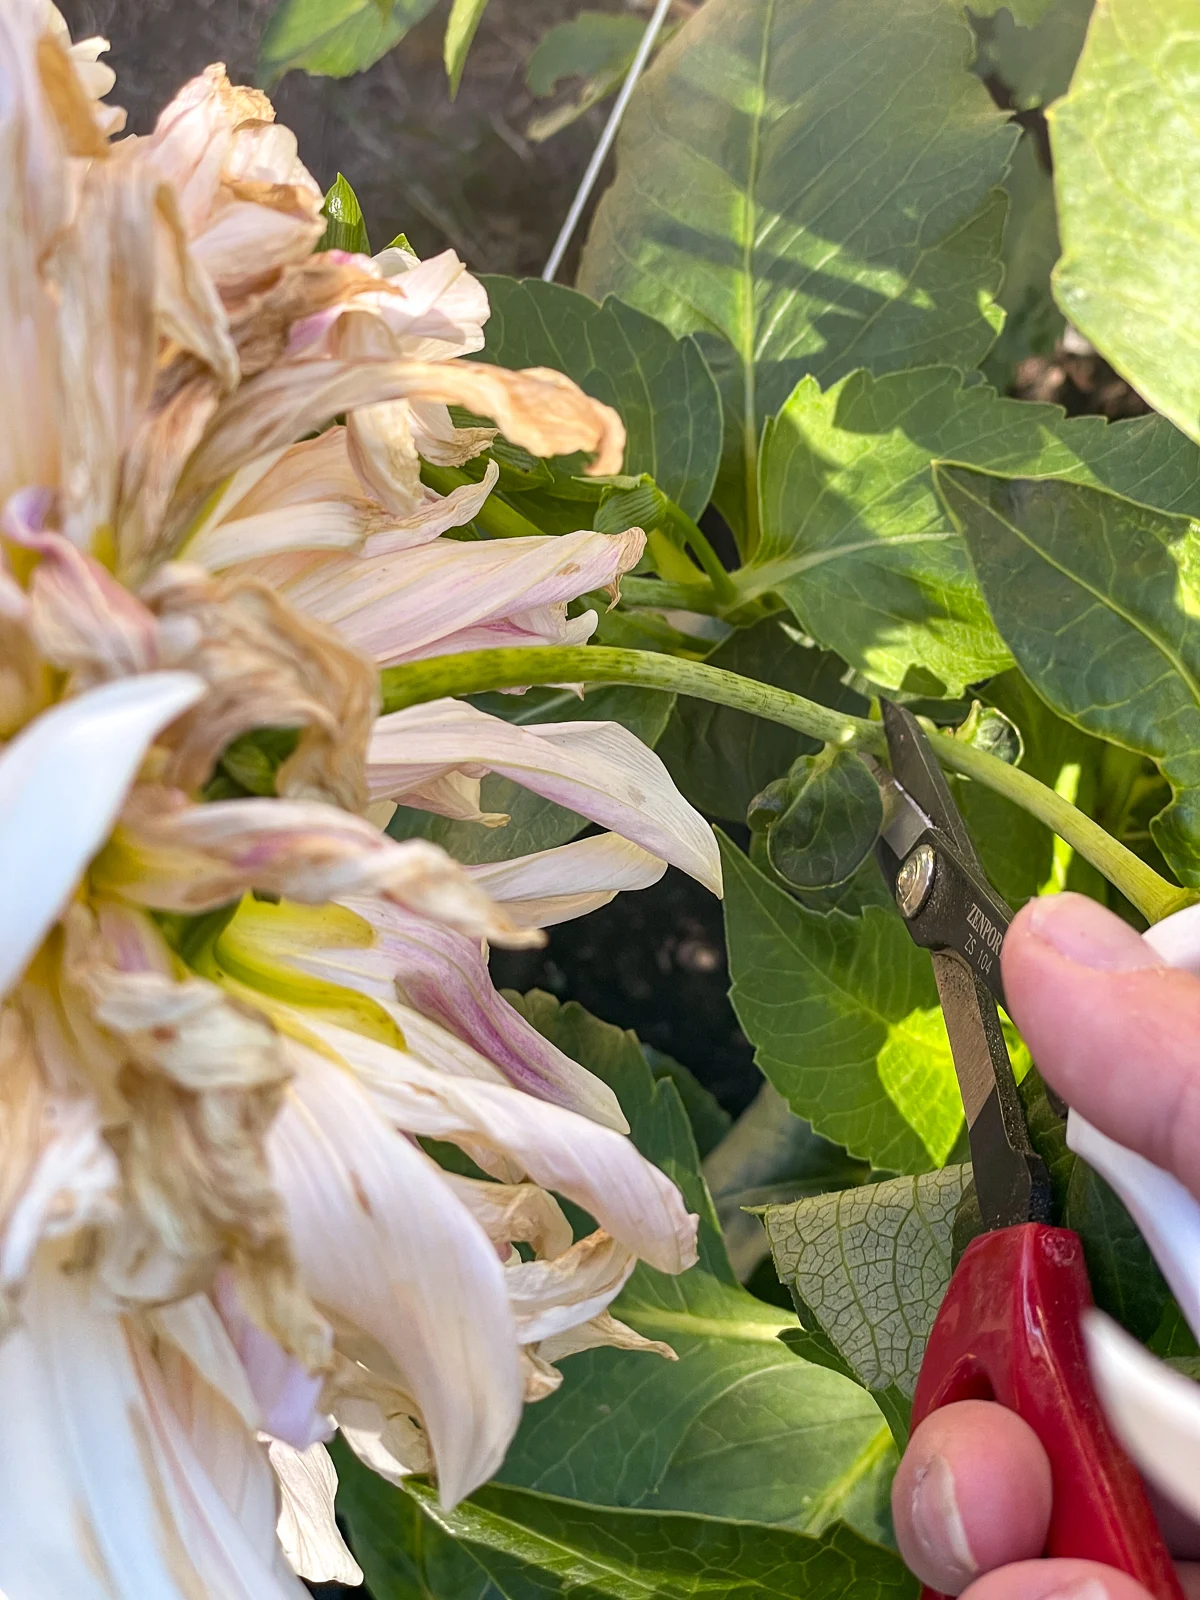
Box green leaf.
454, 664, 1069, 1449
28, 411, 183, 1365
494, 994, 897, 1545
317, 172, 371, 256
936, 465, 1200, 885
749, 365, 1200, 694
577, 0, 1017, 549
444, 0, 489, 94
974, 0, 1093, 110
341, 1457, 915, 1600
754, 748, 883, 892
258, 0, 438, 81
655, 619, 869, 823
527, 12, 648, 96
387, 684, 675, 864
1050, 0, 1200, 445
721, 834, 960, 1171
764, 1167, 970, 1396
479, 278, 722, 521
645, 1046, 731, 1160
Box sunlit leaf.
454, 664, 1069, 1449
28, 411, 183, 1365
721, 834, 962, 1171
259, 0, 439, 82
578, 0, 1017, 549
317, 172, 371, 255
445, 0, 490, 96
1050, 0, 1200, 444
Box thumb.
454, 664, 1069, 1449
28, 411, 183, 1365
1002, 893, 1200, 1199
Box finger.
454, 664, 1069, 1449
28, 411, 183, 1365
893, 1401, 1052, 1594
960, 1559, 1157, 1600
1001, 893, 1200, 1195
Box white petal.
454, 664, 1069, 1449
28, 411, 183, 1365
536, 1309, 675, 1365
466, 834, 666, 929
0, 672, 204, 999
148, 1293, 261, 1433
1063, 905, 1200, 1346
1084, 1310, 1200, 1523
369, 699, 722, 895
1068, 1111, 1200, 1344
0, 1254, 306, 1600
297, 1017, 698, 1277
505, 1231, 637, 1343
269, 1048, 525, 1507
269, 1440, 364, 1587
212, 1271, 331, 1450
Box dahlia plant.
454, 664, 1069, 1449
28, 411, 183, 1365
0, 8, 720, 1594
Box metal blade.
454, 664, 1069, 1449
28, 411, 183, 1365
931, 952, 1051, 1230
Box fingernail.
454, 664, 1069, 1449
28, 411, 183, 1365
1043, 1581, 1110, 1600
1026, 893, 1161, 972
909, 1453, 977, 1586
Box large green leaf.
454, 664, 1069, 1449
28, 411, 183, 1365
655, 619, 868, 823
525, 13, 656, 141
1050, 0, 1200, 445
479, 278, 722, 521
763, 1167, 970, 1397
577, 0, 1017, 548
339, 1452, 915, 1600
720, 835, 960, 1172
495, 995, 896, 1543
258, 0, 437, 81
936, 465, 1200, 885
747, 365, 1200, 694
387, 685, 674, 864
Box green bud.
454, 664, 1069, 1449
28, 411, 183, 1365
761, 746, 883, 890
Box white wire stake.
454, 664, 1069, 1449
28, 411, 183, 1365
542, 0, 674, 283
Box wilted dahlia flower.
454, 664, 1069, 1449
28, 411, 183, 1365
0, 10, 717, 1596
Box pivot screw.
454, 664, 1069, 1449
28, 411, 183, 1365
896, 844, 935, 919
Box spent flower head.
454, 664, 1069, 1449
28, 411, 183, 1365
0, 9, 717, 1593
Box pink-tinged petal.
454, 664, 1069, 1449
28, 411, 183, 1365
0, 671, 204, 1000
0, 1257, 307, 1600
331, 895, 626, 1129
360, 461, 499, 556
440, 1172, 573, 1260
466, 834, 666, 928
245, 524, 643, 667
212, 1271, 331, 1451
167, 357, 625, 538
368, 698, 722, 895
269, 1440, 363, 1586
148, 1294, 261, 1432
299, 1016, 698, 1277
536, 1310, 675, 1365
1084, 1311, 1200, 1524
269, 1047, 525, 1507
102, 790, 540, 946
4, 499, 160, 681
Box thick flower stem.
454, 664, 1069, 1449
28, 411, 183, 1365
379, 646, 1195, 924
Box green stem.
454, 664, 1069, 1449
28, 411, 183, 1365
420, 463, 545, 540
926, 731, 1192, 923
381, 645, 881, 751
619, 575, 725, 615
381, 645, 1195, 923
662, 502, 738, 604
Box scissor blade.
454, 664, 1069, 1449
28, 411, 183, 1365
881, 701, 981, 867
932, 952, 1051, 1230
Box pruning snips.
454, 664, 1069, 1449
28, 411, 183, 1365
873, 701, 1183, 1600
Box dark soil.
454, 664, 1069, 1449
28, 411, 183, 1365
59, 0, 631, 279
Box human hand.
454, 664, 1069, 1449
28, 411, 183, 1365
893, 892, 1200, 1600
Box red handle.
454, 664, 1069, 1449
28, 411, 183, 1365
912, 1223, 1182, 1600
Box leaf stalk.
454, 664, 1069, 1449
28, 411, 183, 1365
378, 646, 1194, 923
